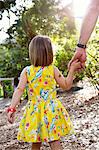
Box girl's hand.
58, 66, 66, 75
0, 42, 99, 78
7, 111, 15, 124
70, 59, 81, 72
7, 112, 15, 124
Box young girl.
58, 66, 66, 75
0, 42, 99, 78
7, 35, 81, 150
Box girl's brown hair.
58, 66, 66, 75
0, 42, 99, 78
29, 35, 53, 66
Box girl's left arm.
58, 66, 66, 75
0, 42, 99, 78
10, 67, 27, 108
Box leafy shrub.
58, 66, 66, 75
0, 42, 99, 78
54, 35, 85, 81
2, 80, 14, 98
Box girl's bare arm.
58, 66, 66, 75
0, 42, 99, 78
54, 67, 74, 90
10, 67, 27, 108
54, 60, 81, 90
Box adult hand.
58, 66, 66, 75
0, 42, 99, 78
70, 59, 81, 72
68, 47, 87, 70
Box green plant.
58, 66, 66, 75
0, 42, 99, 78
54, 34, 84, 81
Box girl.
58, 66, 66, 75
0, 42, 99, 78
7, 35, 81, 150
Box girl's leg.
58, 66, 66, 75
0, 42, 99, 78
31, 143, 41, 150
49, 140, 62, 150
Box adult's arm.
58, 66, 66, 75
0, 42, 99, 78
68, 0, 99, 68
79, 0, 99, 45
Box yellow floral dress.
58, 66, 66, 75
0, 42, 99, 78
17, 65, 73, 143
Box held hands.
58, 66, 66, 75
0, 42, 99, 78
70, 59, 81, 72
68, 48, 86, 70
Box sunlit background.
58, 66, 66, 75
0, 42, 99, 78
61, 0, 90, 17
0, 0, 90, 43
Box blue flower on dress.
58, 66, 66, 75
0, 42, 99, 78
37, 123, 43, 134
44, 116, 49, 126
50, 100, 55, 112
34, 105, 38, 111
30, 111, 34, 115
40, 89, 49, 101
50, 118, 56, 131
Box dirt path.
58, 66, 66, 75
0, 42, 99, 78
0, 80, 98, 150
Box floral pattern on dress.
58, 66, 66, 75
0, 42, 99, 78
17, 65, 74, 142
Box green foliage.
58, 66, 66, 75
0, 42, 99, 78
22, 0, 58, 39
54, 33, 84, 81
0, 83, 3, 98
0, 0, 26, 20
0, 43, 30, 77
0, 0, 76, 79
55, 44, 74, 76
55, 22, 99, 84
1, 0, 98, 86
0, 0, 16, 18
2, 80, 13, 98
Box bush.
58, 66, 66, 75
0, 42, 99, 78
2, 80, 14, 98
54, 35, 85, 81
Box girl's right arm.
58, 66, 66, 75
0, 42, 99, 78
7, 67, 27, 123
10, 67, 27, 108
54, 60, 81, 90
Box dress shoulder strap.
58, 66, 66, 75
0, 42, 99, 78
25, 65, 34, 81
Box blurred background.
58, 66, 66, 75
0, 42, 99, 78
0, 1, 99, 150
0, 0, 98, 99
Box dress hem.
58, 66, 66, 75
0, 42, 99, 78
17, 130, 74, 143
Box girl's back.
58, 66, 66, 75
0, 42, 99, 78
26, 64, 56, 103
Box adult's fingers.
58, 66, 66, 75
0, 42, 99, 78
68, 57, 76, 69
81, 62, 86, 69
68, 60, 72, 70
68, 50, 82, 69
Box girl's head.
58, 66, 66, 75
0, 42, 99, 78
29, 35, 53, 67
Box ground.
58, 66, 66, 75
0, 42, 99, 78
0, 79, 98, 150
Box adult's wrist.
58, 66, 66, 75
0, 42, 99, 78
76, 47, 86, 51
77, 43, 86, 49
